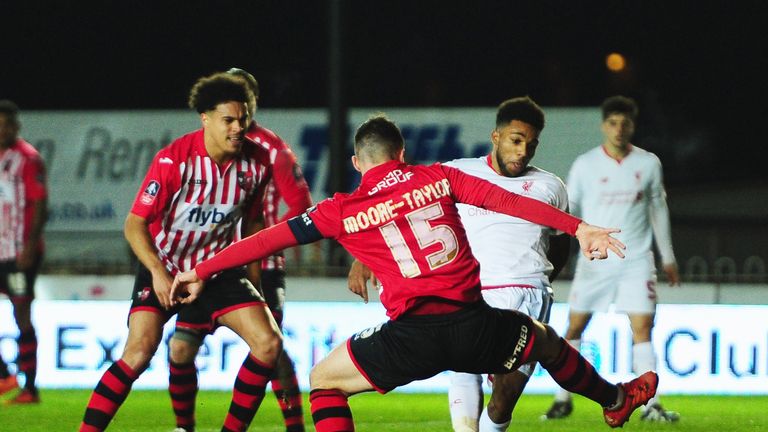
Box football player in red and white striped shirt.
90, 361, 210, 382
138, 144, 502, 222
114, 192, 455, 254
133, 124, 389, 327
80, 74, 283, 432
165, 68, 312, 432
0, 100, 48, 404
171, 114, 660, 430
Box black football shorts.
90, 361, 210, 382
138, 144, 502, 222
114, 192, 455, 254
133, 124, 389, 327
348, 300, 535, 393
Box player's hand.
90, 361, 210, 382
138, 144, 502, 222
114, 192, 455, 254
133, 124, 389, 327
151, 268, 174, 310
663, 263, 680, 286
170, 269, 205, 305
347, 259, 377, 303
575, 222, 626, 260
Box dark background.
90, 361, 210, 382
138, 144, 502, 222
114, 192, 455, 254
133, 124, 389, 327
1, 1, 766, 187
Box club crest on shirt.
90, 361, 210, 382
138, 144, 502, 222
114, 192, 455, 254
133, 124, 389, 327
140, 180, 160, 205
521, 180, 533, 193
237, 171, 254, 191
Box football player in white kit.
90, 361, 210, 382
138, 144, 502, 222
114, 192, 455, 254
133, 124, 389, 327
348, 96, 571, 432
543, 95, 680, 422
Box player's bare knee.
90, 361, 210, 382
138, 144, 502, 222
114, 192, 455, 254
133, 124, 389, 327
247, 329, 283, 363
121, 339, 158, 370
168, 336, 200, 364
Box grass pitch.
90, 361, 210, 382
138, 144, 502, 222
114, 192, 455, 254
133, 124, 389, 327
0, 389, 765, 431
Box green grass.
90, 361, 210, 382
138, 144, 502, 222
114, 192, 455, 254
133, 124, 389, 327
0, 390, 766, 431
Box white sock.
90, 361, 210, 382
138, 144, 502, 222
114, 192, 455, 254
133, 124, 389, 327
633, 341, 660, 407
478, 406, 510, 432
449, 372, 483, 431
554, 339, 581, 402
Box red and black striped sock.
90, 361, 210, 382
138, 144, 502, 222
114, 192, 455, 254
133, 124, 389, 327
79, 360, 139, 432
310, 389, 354, 432
169, 360, 198, 432
222, 354, 273, 432
272, 373, 305, 431
17, 329, 37, 393
542, 337, 618, 407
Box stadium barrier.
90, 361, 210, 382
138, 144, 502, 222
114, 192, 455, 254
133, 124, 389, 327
1, 298, 767, 395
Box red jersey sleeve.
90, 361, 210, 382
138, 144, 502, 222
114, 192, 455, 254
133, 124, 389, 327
304, 197, 343, 239
196, 222, 299, 280
441, 164, 582, 236
21, 154, 47, 201
130, 150, 180, 222
272, 148, 313, 222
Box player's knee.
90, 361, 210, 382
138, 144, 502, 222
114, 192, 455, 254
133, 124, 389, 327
248, 329, 283, 363
168, 334, 201, 364
122, 339, 159, 371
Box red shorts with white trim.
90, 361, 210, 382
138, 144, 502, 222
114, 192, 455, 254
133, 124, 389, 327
347, 300, 536, 393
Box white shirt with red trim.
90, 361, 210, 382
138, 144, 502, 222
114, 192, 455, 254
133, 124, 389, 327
445, 156, 568, 288
568, 145, 675, 266
130, 129, 271, 275
0, 139, 47, 261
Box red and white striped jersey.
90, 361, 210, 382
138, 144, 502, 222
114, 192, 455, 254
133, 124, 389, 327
246, 122, 312, 270
0, 139, 47, 261
130, 129, 271, 276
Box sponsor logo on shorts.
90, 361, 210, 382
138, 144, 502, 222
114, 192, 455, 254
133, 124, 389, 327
353, 323, 383, 340
140, 180, 160, 205
503, 324, 529, 370
138, 286, 152, 301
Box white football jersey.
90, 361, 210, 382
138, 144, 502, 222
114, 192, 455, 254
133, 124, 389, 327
445, 156, 568, 287
568, 145, 675, 266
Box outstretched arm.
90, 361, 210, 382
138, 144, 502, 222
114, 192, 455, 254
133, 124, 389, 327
171, 221, 302, 304
443, 165, 625, 259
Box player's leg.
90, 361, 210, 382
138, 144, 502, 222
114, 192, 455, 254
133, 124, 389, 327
8, 296, 38, 402
479, 368, 529, 431
4, 263, 40, 404
80, 310, 166, 432
262, 269, 305, 431
167, 324, 206, 432
526, 319, 657, 428
0, 271, 19, 396
628, 312, 679, 422
217, 304, 283, 432
618, 266, 679, 423
448, 372, 483, 432
309, 340, 374, 432
480, 284, 551, 430
545, 264, 613, 420
272, 351, 305, 432
543, 310, 591, 418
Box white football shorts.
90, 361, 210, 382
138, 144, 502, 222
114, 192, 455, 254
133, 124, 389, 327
481, 278, 553, 323
569, 256, 658, 314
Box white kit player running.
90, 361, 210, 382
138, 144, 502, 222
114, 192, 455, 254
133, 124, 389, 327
544, 95, 680, 423
348, 97, 570, 432
446, 98, 570, 432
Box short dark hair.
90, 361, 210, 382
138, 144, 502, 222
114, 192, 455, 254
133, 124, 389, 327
188, 73, 250, 113
0, 100, 20, 123
601, 95, 638, 121
496, 96, 545, 131
354, 114, 404, 162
